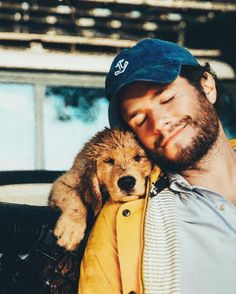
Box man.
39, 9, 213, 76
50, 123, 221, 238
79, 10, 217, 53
79, 39, 236, 294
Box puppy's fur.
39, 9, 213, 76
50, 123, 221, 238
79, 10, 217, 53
49, 128, 152, 251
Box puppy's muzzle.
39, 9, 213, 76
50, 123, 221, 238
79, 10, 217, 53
118, 176, 136, 192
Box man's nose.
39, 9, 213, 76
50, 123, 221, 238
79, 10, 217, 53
151, 112, 171, 133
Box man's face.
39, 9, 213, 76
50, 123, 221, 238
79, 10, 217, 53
121, 77, 219, 173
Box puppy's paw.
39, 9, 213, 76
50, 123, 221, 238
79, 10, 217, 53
54, 215, 86, 251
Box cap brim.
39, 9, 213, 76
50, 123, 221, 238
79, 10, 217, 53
109, 62, 182, 129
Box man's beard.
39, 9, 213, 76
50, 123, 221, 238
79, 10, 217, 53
148, 94, 220, 173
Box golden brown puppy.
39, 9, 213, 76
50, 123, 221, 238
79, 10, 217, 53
49, 128, 152, 251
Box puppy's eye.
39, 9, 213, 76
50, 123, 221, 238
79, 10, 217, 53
104, 157, 115, 165
134, 155, 142, 162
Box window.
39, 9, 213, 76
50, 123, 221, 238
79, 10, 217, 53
44, 86, 109, 170
0, 71, 108, 171
0, 83, 35, 170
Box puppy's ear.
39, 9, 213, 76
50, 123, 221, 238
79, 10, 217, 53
79, 159, 103, 216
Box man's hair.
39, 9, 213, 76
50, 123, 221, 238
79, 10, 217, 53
179, 64, 236, 137
179, 63, 223, 116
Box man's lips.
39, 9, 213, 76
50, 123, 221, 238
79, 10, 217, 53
160, 123, 188, 147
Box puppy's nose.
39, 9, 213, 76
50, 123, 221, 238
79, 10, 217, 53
118, 176, 136, 192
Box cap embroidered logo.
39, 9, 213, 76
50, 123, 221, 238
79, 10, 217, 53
114, 59, 129, 76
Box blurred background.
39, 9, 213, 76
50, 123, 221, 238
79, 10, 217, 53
1, 0, 236, 171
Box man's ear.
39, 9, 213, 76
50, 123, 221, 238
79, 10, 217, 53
201, 72, 217, 104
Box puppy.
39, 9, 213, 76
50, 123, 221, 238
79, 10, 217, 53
49, 128, 152, 251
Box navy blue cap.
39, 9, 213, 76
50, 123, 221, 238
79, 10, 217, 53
105, 38, 199, 129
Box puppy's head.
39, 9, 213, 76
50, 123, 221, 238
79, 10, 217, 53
80, 128, 152, 211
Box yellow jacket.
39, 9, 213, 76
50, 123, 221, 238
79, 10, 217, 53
79, 166, 161, 294
79, 139, 236, 294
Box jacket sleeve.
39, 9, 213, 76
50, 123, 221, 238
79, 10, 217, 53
78, 201, 122, 294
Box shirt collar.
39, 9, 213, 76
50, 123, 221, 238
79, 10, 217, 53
168, 173, 222, 200
168, 173, 195, 193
